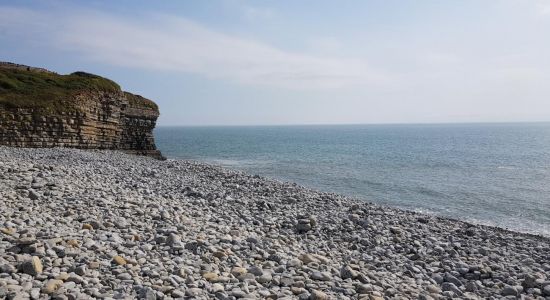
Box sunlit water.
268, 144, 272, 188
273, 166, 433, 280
155, 123, 550, 236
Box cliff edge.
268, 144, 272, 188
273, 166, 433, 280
0, 62, 164, 159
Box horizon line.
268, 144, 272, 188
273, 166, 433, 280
156, 120, 550, 128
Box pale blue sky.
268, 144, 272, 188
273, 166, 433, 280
1, 0, 549, 125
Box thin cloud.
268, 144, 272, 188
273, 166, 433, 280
307, 37, 344, 54
242, 5, 275, 20
533, 0, 550, 15
0, 6, 380, 89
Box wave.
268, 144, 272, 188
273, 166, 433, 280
206, 158, 274, 168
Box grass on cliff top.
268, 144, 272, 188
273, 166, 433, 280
0, 68, 121, 112
124, 92, 158, 110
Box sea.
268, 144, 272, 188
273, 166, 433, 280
154, 123, 550, 237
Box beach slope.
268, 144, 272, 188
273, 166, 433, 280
0, 147, 549, 299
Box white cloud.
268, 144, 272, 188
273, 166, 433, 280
307, 37, 343, 54
0, 6, 380, 89
539, 2, 550, 15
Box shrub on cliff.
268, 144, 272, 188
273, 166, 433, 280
0, 67, 120, 113
124, 92, 158, 110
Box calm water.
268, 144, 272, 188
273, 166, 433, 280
155, 123, 550, 236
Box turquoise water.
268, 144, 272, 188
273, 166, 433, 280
155, 123, 550, 236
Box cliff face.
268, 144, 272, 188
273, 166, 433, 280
0, 62, 163, 159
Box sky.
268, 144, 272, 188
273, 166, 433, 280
1, 0, 549, 126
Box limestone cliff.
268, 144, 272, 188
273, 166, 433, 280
0, 62, 164, 159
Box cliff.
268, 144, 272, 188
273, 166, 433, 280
0, 62, 164, 159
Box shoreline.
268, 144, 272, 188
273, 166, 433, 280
1, 147, 549, 299
187, 158, 550, 242
179, 158, 550, 241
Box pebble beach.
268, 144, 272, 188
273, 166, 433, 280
1, 147, 549, 299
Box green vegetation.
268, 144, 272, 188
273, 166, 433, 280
0, 67, 121, 113
124, 92, 158, 110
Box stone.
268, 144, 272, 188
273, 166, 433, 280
19, 256, 43, 276
296, 222, 312, 233
340, 265, 358, 279
117, 273, 133, 280
0, 228, 15, 235
166, 233, 181, 246
296, 216, 317, 233
231, 289, 247, 298
212, 283, 224, 293
0, 264, 16, 273
356, 284, 374, 294
213, 250, 227, 258
67, 273, 84, 284
231, 267, 247, 277
287, 258, 303, 268
298, 254, 318, 264
17, 236, 37, 245
427, 285, 441, 293
389, 226, 401, 234
42, 279, 64, 294
310, 289, 329, 300
141, 287, 157, 300
172, 290, 185, 298
309, 215, 318, 227
186, 288, 203, 297
248, 266, 264, 276
522, 274, 537, 289
444, 273, 462, 286
75, 265, 87, 276
501, 285, 518, 296
202, 272, 218, 281
432, 274, 444, 284
257, 272, 273, 283
311, 271, 332, 281
55, 273, 69, 281
112, 255, 127, 266
465, 282, 477, 292
82, 224, 93, 230
66, 239, 79, 247
441, 282, 462, 296
292, 287, 306, 295
28, 190, 39, 200
30, 288, 40, 299
89, 221, 102, 229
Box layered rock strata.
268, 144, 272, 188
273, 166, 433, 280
0, 62, 163, 159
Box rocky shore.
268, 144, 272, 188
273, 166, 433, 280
1, 147, 549, 300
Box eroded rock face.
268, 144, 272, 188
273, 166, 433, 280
0, 63, 163, 159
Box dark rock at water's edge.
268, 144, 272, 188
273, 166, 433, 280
0, 62, 164, 159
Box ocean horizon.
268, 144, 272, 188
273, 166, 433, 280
155, 122, 550, 237
157, 121, 550, 128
